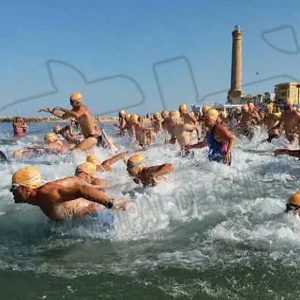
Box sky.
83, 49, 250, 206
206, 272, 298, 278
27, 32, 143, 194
1, 0, 300, 115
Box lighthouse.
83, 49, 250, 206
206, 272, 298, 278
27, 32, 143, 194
228, 25, 243, 103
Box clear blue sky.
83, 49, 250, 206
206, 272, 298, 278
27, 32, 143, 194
1, 0, 300, 115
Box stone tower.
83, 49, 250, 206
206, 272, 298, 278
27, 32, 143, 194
228, 25, 243, 103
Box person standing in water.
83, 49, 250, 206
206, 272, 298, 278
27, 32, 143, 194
13, 117, 28, 138
39, 92, 102, 151
186, 108, 235, 165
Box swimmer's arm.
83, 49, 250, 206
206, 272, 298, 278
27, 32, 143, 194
147, 164, 175, 177
188, 140, 206, 149
274, 149, 300, 158
217, 126, 235, 152
56, 107, 84, 119
101, 152, 126, 169
77, 182, 112, 207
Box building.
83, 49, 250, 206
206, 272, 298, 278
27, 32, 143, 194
274, 82, 300, 104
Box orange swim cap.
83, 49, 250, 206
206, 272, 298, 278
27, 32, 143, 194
12, 166, 42, 189
75, 162, 97, 176
70, 92, 83, 102
44, 133, 58, 143
86, 154, 100, 166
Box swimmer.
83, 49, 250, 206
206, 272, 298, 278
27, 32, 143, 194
286, 191, 300, 215
86, 152, 126, 172
13, 133, 69, 160
271, 100, 300, 145
161, 111, 173, 142
126, 153, 174, 187
152, 112, 162, 134
186, 108, 235, 165
13, 117, 28, 138
179, 104, 197, 125
237, 103, 260, 139
169, 111, 201, 154
53, 122, 83, 145
40, 92, 103, 151
115, 109, 127, 135
10, 166, 127, 221
263, 104, 280, 143
130, 114, 154, 148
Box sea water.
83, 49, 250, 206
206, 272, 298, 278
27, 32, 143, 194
1, 122, 300, 299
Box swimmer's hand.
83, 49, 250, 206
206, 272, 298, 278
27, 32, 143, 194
223, 151, 232, 165
38, 108, 53, 113
112, 198, 128, 211
274, 149, 288, 156
143, 174, 157, 187
185, 144, 193, 151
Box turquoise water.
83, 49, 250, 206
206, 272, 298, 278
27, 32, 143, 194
1, 122, 300, 299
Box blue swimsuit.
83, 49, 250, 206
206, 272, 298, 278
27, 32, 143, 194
206, 126, 228, 163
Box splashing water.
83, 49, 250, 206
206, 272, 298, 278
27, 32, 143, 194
1, 122, 300, 299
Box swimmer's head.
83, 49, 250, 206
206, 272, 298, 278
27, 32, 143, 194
70, 92, 83, 107
170, 111, 181, 123
204, 109, 219, 127
86, 154, 100, 166
125, 114, 131, 122
53, 125, 62, 134
161, 110, 169, 119
11, 166, 42, 202
130, 114, 139, 124
179, 104, 188, 114
286, 191, 300, 215
202, 105, 211, 115
153, 112, 160, 120
242, 104, 249, 112
44, 132, 58, 143
75, 162, 97, 177
119, 109, 126, 117
127, 153, 145, 177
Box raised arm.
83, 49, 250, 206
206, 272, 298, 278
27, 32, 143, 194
101, 152, 126, 170
147, 163, 175, 177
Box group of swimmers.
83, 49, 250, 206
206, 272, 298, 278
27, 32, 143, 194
4, 91, 300, 221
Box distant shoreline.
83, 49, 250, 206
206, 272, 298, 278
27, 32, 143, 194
0, 116, 118, 123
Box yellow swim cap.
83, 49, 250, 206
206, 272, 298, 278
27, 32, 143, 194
44, 132, 58, 143
70, 92, 83, 102
171, 111, 180, 119
130, 114, 139, 124
161, 110, 169, 119
154, 112, 160, 119
86, 154, 100, 166
119, 109, 126, 117
127, 153, 145, 176
125, 114, 131, 122
206, 109, 219, 122
179, 104, 188, 113
202, 105, 211, 114
12, 166, 42, 189
75, 162, 97, 176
